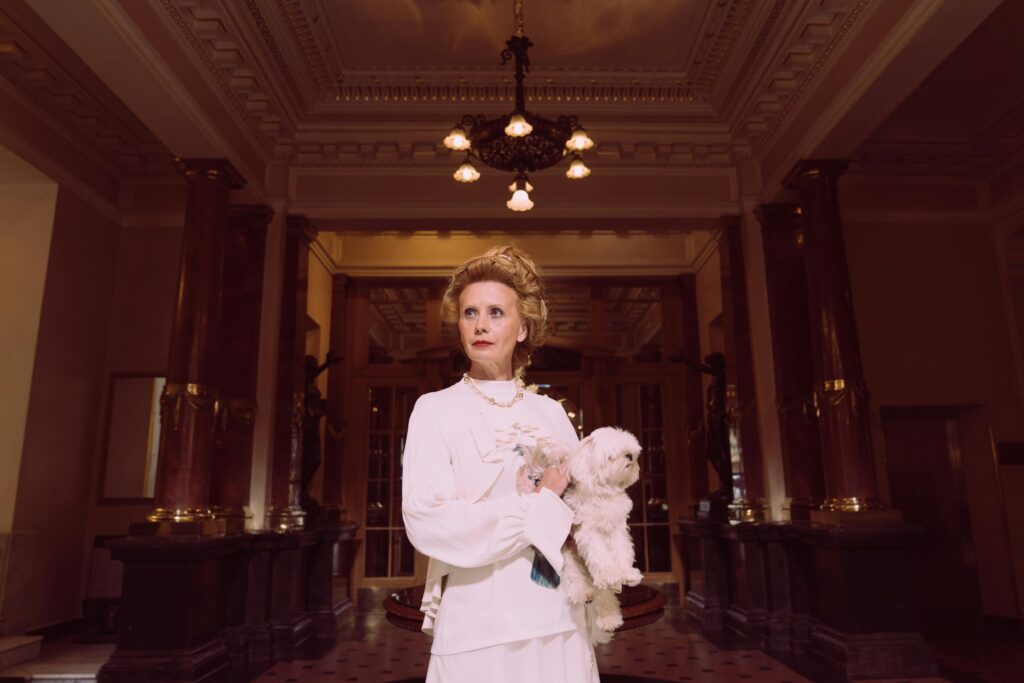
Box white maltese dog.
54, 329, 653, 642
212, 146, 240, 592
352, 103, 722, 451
517, 426, 643, 644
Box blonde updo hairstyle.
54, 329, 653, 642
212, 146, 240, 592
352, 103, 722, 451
441, 245, 548, 376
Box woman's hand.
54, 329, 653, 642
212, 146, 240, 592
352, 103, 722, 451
535, 461, 571, 497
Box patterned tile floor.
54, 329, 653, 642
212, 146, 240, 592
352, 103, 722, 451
0, 597, 1018, 682
253, 597, 1018, 683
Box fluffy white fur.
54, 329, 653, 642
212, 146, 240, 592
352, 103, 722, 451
516, 426, 643, 645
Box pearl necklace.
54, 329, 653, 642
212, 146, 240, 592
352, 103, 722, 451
462, 373, 524, 408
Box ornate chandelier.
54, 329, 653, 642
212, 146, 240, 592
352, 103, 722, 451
443, 0, 594, 212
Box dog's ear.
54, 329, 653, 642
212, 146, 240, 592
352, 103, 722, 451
569, 435, 598, 489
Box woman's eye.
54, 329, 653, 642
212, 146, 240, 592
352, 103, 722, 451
489, 308, 504, 318
463, 308, 477, 319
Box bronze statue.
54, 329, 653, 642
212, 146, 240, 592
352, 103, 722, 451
672, 351, 733, 503
301, 350, 341, 525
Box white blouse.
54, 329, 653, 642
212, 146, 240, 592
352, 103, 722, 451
401, 378, 583, 655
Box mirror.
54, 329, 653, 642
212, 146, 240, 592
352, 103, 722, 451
100, 374, 165, 502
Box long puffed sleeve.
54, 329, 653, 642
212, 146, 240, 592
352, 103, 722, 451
547, 396, 581, 448
401, 395, 574, 573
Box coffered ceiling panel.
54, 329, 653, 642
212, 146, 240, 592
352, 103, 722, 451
319, 0, 704, 72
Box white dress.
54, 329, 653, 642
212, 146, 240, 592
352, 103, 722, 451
401, 378, 600, 682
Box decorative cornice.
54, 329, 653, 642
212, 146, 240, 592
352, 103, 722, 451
277, 139, 749, 168
243, 0, 307, 108
720, 0, 787, 111
158, 0, 287, 153
324, 70, 700, 106
691, 0, 756, 98
748, 0, 869, 154
276, 0, 336, 95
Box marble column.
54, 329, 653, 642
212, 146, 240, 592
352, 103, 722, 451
266, 215, 314, 531
321, 274, 348, 525
211, 205, 272, 532
783, 161, 885, 519
674, 275, 709, 507
756, 204, 825, 521
148, 158, 243, 527
718, 216, 767, 521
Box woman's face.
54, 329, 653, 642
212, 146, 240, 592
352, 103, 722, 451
458, 281, 527, 374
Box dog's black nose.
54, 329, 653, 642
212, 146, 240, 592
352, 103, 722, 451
626, 453, 634, 461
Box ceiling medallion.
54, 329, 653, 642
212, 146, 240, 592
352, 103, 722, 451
443, 0, 594, 212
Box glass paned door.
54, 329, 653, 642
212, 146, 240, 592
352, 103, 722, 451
616, 382, 671, 573
364, 385, 419, 578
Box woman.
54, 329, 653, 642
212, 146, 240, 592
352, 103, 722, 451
401, 246, 599, 682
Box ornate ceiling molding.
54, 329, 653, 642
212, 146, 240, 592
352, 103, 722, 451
158, 0, 294, 153
740, 0, 870, 154
277, 0, 337, 96
143, 0, 883, 176
324, 71, 700, 108
278, 138, 749, 168
242, 0, 307, 108
690, 0, 756, 98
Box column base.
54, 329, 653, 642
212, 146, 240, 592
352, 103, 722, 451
728, 497, 769, 523
783, 497, 823, 522
266, 506, 305, 532
210, 506, 252, 534
810, 508, 903, 527
137, 511, 227, 537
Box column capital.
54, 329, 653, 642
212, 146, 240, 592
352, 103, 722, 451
286, 214, 317, 244
174, 158, 245, 189
783, 160, 849, 189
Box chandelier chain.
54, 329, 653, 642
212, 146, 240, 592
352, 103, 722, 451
514, 0, 525, 37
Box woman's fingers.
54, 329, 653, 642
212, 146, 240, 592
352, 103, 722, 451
539, 465, 569, 496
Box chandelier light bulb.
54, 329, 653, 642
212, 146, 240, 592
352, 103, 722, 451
506, 188, 534, 212
504, 114, 533, 137
507, 180, 534, 193
453, 161, 481, 183
566, 127, 594, 151
444, 127, 471, 151
566, 157, 591, 179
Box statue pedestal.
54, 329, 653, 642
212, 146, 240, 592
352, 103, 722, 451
678, 517, 937, 680
695, 496, 730, 522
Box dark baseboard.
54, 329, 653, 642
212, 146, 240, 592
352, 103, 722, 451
25, 617, 83, 642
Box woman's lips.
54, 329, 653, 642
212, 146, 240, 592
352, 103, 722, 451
472, 341, 493, 347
